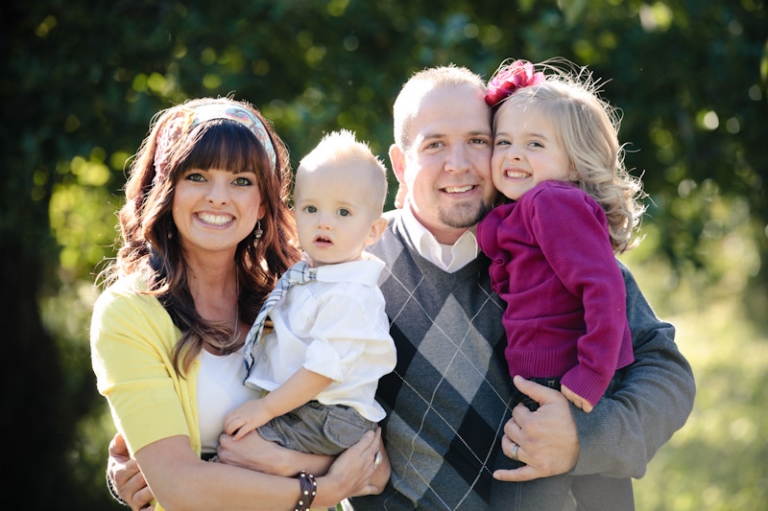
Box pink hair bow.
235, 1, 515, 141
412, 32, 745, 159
485, 60, 546, 107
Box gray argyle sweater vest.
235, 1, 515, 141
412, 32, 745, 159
349, 211, 511, 510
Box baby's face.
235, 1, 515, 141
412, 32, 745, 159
293, 161, 383, 266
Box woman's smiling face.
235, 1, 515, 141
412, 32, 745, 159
172, 167, 264, 257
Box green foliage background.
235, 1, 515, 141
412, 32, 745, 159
2, 0, 766, 509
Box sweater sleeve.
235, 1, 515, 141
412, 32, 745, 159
570, 261, 696, 478
90, 281, 192, 456
529, 186, 630, 405
476, 204, 514, 297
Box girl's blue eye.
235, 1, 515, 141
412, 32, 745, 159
338, 208, 350, 217
305, 205, 317, 213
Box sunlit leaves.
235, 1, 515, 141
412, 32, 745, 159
639, 2, 673, 32
697, 110, 720, 130
49, 153, 119, 278
35, 15, 57, 37
327, 0, 350, 17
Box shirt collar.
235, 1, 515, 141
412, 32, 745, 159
401, 203, 478, 273
308, 252, 385, 287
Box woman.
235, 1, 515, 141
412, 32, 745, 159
91, 97, 387, 511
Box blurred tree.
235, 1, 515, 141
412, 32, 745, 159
2, 0, 765, 508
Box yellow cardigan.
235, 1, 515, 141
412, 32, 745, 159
90, 274, 202, 458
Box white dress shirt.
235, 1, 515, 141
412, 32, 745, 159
400, 203, 479, 273
244, 253, 396, 422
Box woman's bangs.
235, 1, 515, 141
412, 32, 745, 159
182, 122, 265, 175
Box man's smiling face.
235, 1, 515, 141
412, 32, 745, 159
395, 83, 497, 244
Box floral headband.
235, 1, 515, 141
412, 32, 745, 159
484, 60, 546, 108
152, 99, 277, 185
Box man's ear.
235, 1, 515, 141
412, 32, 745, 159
389, 144, 408, 209
389, 144, 406, 183
365, 217, 388, 247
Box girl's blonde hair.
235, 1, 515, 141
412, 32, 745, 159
493, 59, 646, 253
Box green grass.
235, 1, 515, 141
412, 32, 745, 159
627, 259, 768, 510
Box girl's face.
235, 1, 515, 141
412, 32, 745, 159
491, 101, 572, 201
172, 168, 264, 258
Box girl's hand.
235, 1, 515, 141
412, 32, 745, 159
561, 384, 594, 413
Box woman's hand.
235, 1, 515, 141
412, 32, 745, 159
493, 376, 580, 482
108, 433, 155, 510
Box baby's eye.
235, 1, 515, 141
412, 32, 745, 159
337, 208, 351, 217
304, 205, 317, 213
495, 139, 510, 146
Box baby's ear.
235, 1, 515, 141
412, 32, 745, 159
365, 217, 388, 247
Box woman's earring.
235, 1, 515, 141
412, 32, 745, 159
253, 220, 263, 239
167, 220, 175, 239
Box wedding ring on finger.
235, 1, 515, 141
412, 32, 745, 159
510, 443, 520, 462
373, 451, 383, 468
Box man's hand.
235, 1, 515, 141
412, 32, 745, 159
108, 433, 155, 510
493, 376, 580, 482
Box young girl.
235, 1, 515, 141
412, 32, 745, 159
477, 59, 645, 510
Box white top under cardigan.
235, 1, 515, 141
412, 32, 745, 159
197, 348, 260, 453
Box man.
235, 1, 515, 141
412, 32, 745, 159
107, 66, 695, 510
345, 65, 694, 510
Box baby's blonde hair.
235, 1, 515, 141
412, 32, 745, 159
494, 60, 646, 253
297, 129, 388, 212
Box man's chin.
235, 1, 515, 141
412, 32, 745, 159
439, 203, 491, 230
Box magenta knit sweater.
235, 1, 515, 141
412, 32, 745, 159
476, 181, 634, 406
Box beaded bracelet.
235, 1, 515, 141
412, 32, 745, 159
294, 470, 317, 511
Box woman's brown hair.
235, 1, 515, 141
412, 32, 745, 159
102, 98, 301, 374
